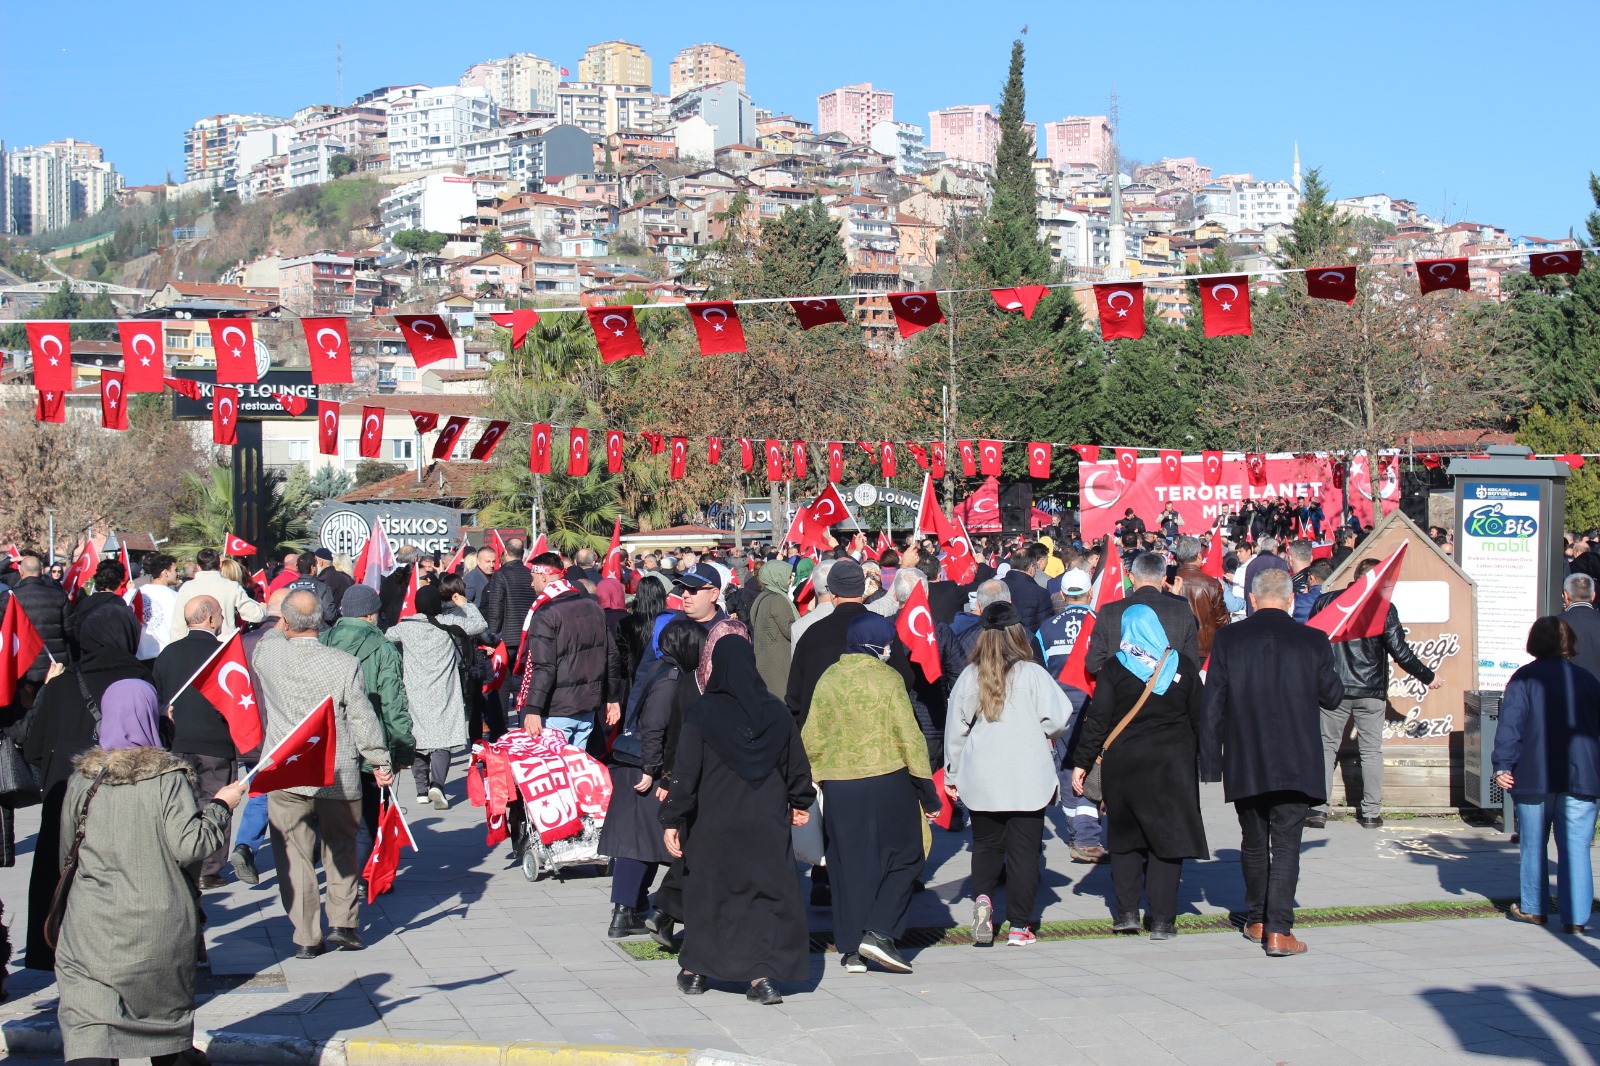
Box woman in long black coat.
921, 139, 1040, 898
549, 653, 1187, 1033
1071, 604, 1207, 940
660, 635, 816, 1005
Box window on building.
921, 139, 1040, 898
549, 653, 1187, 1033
392, 438, 413, 460
399, 365, 417, 382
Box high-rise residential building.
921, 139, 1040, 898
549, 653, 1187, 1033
184, 113, 288, 185
1043, 116, 1114, 171
869, 120, 926, 176
555, 82, 659, 139
5, 140, 122, 235
460, 53, 561, 112
577, 41, 652, 87
1195, 179, 1301, 230
386, 87, 498, 172
928, 105, 1002, 168
666, 82, 756, 150
816, 83, 894, 145
669, 44, 744, 96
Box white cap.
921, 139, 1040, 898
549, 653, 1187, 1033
1060, 568, 1092, 595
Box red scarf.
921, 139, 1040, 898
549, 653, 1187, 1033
512, 577, 576, 708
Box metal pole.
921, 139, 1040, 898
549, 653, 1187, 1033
45, 509, 56, 565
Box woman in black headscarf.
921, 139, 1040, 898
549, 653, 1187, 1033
660, 635, 815, 1005
23, 590, 148, 970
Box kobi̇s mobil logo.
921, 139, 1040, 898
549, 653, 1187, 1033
1464, 503, 1537, 539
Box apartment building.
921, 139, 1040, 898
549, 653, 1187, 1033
184, 113, 288, 184
555, 83, 659, 139
1042, 116, 1114, 172
278, 251, 383, 315
669, 43, 744, 95
460, 53, 561, 112
928, 105, 1002, 168
577, 41, 652, 87
666, 81, 756, 150
869, 120, 926, 176
386, 87, 498, 172
4, 140, 123, 235
287, 136, 348, 188
816, 83, 894, 144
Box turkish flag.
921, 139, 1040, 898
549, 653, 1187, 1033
914, 473, 944, 536
886, 291, 944, 338
991, 285, 1049, 319
317, 400, 341, 456
738, 438, 754, 472
208, 319, 259, 383
669, 436, 688, 479
1416, 257, 1470, 295
1309, 541, 1409, 642
881, 441, 897, 478
930, 442, 946, 479
1202, 530, 1226, 580
1331, 459, 1346, 489
1202, 450, 1223, 485
784, 506, 827, 553
1530, 251, 1582, 278
959, 440, 977, 477
528, 423, 552, 473
791, 440, 808, 480
586, 305, 646, 363
100, 370, 128, 431
907, 443, 930, 471
117, 322, 165, 392
61, 541, 99, 603
1070, 444, 1100, 465
35, 388, 65, 423
1198, 276, 1252, 337
360, 406, 386, 459
642, 432, 665, 454
398, 564, 420, 619
301, 317, 353, 384
0, 596, 45, 706
482, 641, 509, 695
1245, 452, 1268, 486
979, 440, 1003, 477
809, 483, 852, 527
273, 391, 308, 416
470, 420, 509, 460
442, 538, 468, 575
1159, 450, 1182, 485
213, 385, 239, 445
362, 794, 416, 899
1114, 448, 1139, 482
1028, 443, 1052, 479
568, 428, 590, 475
250, 697, 338, 795
395, 314, 456, 367
789, 297, 848, 329
410, 410, 438, 434
186, 632, 264, 753
489, 308, 541, 348
607, 430, 625, 473
1095, 547, 1125, 610
827, 442, 844, 482
1094, 283, 1145, 340
601, 517, 624, 580
896, 581, 942, 683
763, 439, 785, 481
940, 516, 978, 585
1305, 267, 1357, 304
432, 416, 469, 460
1056, 608, 1098, 695
1560, 453, 1586, 470
687, 301, 746, 355
1421, 453, 1442, 470
223, 532, 255, 557
27, 321, 72, 391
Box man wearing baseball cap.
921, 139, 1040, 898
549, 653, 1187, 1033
672, 563, 727, 629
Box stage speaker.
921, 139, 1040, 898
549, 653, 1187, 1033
999, 481, 1033, 537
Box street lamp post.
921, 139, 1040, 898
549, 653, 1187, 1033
44, 508, 56, 565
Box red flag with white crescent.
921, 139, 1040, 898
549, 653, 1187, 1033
586, 305, 646, 363
362, 793, 416, 898
100, 370, 128, 431
27, 321, 72, 392
1202, 450, 1223, 485
1095, 548, 1125, 610
301, 317, 353, 384
442, 538, 468, 575
1530, 251, 1582, 278
470, 420, 508, 461
1305, 267, 1357, 304
914, 473, 943, 536
1199, 275, 1252, 337
61, 541, 99, 604
1070, 444, 1100, 464
991, 285, 1048, 320
930, 441, 947, 479
792, 441, 808, 481
1308, 541, 1409, 642
481, 641, 509, 694
739, 438, 754, 473
165, 376, 203, 400
979, 440, 1003, 477
117, 321, 165, 392
410, 410, 438, 433
568, 427, 590, 475
896, 581, 942, 683
687, 301, 746, 355
318, 400, 341, 456
434, 416, 469, 461
1115, 448, 1139, 482
1057, 610, 1098, 695
669, 436, 688, 479
213, 386, 239, 446
398, 564, 419, 619
606, 430, 624, 474
940, 516, 978, 585
809, 483, 851, 528
1094, 283, 1145, 340
184, 631, 264, 753
1245, 452, 1267, 486
1416, 257, 1470, 295
489, 308, 541, 349
881, 441, 897, 478
223, 532, 255, 556
826, 442, 844, 482
1202, 529, 1226, 580
35, 388, 65, 424
789, 298, 848, 329
907, 442, 930, 470
0, 597, 45, 706
360, 406, 386, 459
958, 440, 976, 477
707, 437, 722, 465
765, 440, 784, 481
249, 696, 338, 795
886, 291, 945, 338
1159, 449, 1182, 485
1027, 443, 1052, 479
273, 391, 308, 417
601, 517, 624, 580
528, 423, 552, 474
395, 314, 456, 367
208, 319, 259, 384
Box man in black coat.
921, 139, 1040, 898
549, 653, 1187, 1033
1561, 572, 1600, 680
9, 554, 69, 681
480, 537, 538, 725
1084, 552, 1200, 675
1200, 568, 1344, 958
314, 548, 353, 610
786, 558, 870, 727
1001, 546, 1052, 639
512, 551, 623, 751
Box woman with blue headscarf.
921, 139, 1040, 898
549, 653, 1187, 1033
1070, 604, 1207, 941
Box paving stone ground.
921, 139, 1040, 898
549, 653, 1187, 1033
3, 765, 1597, 1065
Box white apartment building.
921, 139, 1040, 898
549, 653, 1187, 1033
869, 120, 926, 176
1195, 179, 1300, 231
460, 53, 560, 112
1039, 208, 1111, 271
381, 173, 498, 245
184, 113, 288, 185
461, 120, 556, 183
4, 140, 123, 235
554, 83, 659, 139
287, 136, 348, 188
387, 87, 498, 172
293, 106, 390, 153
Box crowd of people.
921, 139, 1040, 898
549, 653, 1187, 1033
4, 501, 1600, 1060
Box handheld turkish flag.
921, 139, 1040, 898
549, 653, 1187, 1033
100, 370, 128, 431
1202, 450, 1223, 485
668, 436, 689, 479
1416, 258, 1470, 295
250, 569, 269, 599
606, 429, 625, 474
208, 319, 259, 384
1070, 444, 1100, 465
360, 406, 386, 459
979, 440, 1003, 477
991, 285, 1049, 319
1094, 283, 1146, 340
273, 391, 308, 417
940, 516, 978, 585
789, 298, 848, 330
586, 305, 646, 363
826, 442, 844, 482
958, 440, 977, 477
117, 321, 165, 392
398, 564, 419, 619
410, 410, 438, 434
1308, 541, 1409, 642
354, 518, 397, 588
1530, 251, 1582, 278
223, 532, 255, 557
1199, 276, 1252, 337
568, 427, 590, 475
1095, 549, 1125, 610
1028, 443, 1052, 479
1245, 453, 1267, 487
1305, 267, 1357, 304
529, 533, 549, 559
1057, 610, 1098, 695
184, 632, 264, 753
929, 768, 957, 830
738, 438, 754, 473
433, 416, 469, 460
317, 400, 341, 456
61, 541, 99, 604
896, 581, 942, 683
601, 517, 624, 580
764, 440, 784, 481
914, 473, 943, 536
707, 436, 722, 465
442, 538, 468, 575
362, 793, 416, 899
791, 441, 808, 481
247, 696, 337, 795
489, 308, 541, 349
1202, 529, 1225, 580
165, 376, 203, 400
1159, 449, 1182, 485
470, 420, 508, 461
116, 540, 133, 596
27, 321, 72, 392
482, 641, 509, 695
0, 596, 45, 705
887, 291, 945, 338
301, 318, 353, 384
931, 441, 947, 479
395, 314, 456, 367
881, 441, 897, 478
809, 483, 852, 528
213, 386, 239, 446
490, 529, 510, 561
1115, 448, 1139, 482
35, 388, 65, 423
687, 301, 746, 355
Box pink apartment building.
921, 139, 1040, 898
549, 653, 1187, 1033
1043, 115, 1114, 170
928, 105, 1000, 167
817, 83, 894, 144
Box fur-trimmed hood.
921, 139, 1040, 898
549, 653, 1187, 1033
73, 746, 197, 788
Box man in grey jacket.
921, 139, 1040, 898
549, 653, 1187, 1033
252, 590, 394, 958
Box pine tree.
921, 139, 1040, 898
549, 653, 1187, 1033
1278, 167, 1346, 268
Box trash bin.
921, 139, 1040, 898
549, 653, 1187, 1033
1464, 690, 1513, 832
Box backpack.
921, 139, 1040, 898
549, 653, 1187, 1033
611, 658, 676, 767
428, 617, 479, 706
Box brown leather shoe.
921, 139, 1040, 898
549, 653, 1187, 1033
1242, 922, 1264, 944
1264, 932, 1309, 957
197, 875, 227, 890
1508, 904, 1547, 926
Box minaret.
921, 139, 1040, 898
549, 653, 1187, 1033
1106, 162, 1129, 280
1292, 141, 1302, 195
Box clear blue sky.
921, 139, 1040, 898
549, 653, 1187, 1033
3, 1, 1595, 239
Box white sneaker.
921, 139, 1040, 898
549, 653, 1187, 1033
410, 796, 428, 808
428, 786, 449, 810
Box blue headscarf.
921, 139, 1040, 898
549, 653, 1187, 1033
1116, 604, 1178, 695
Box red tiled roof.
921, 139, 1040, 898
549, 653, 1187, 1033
341, 394, 492, 417
338, 461, 484, 502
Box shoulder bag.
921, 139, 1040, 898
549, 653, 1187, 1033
1082, 650, 1170, 805
44, 766, 108, 948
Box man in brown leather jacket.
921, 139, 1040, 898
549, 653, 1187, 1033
1173, 536, 1231, 660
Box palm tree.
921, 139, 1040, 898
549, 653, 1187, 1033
167, 466, 309, 560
